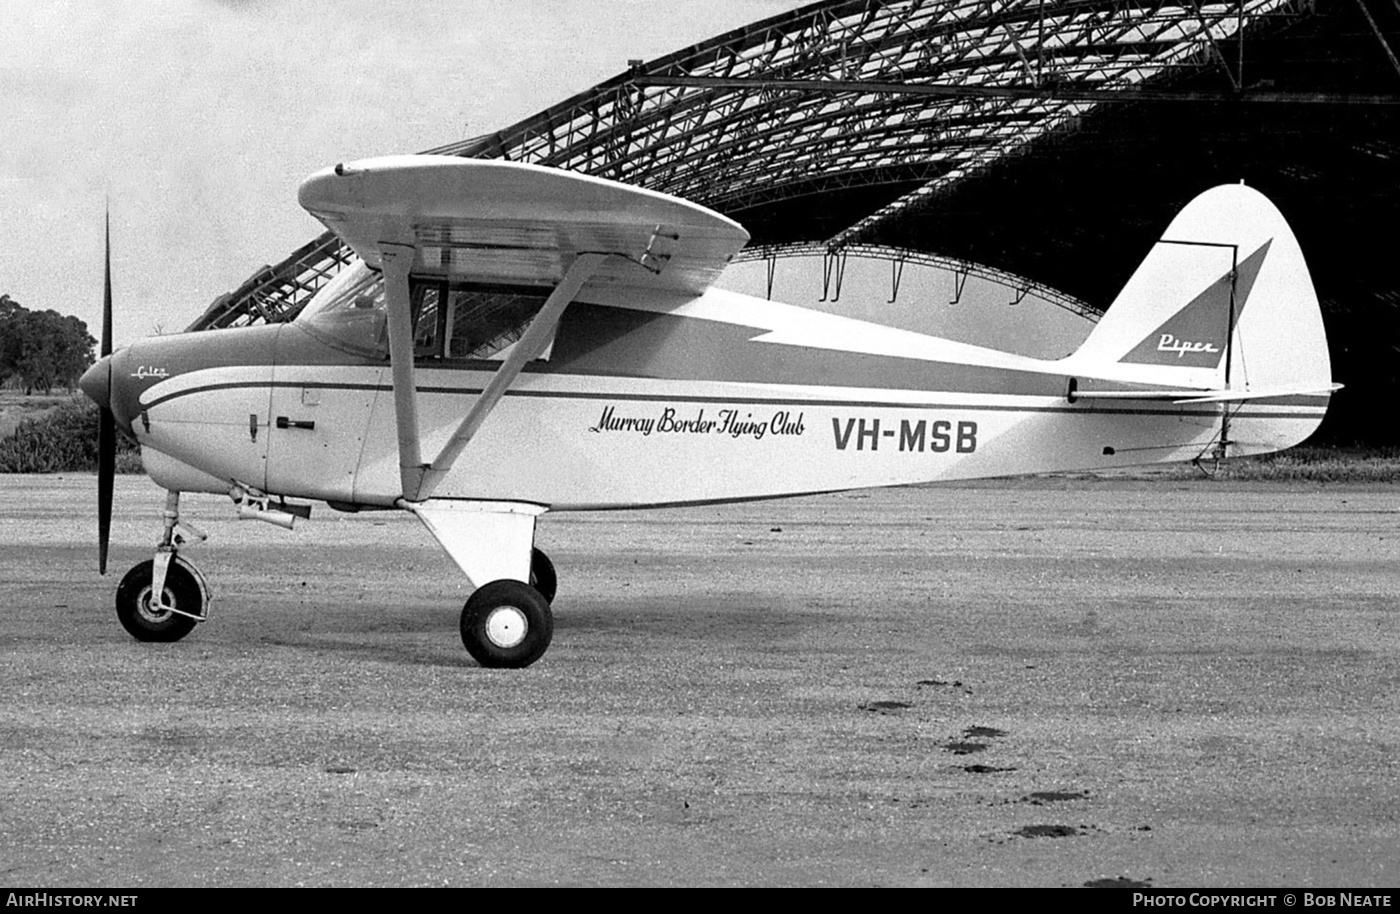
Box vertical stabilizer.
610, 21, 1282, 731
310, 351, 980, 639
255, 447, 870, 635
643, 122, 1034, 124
1063, 184, 1331, 399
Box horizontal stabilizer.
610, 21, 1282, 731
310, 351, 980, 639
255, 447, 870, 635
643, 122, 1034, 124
1073, 383, 1342, 404
1171, 383, 1343, 404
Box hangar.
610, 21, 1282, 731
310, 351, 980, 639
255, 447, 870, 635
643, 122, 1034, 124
192, 0, 1400, 444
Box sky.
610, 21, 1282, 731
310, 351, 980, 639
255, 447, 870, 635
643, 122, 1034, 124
1, 0, 1091, 357
0, 0, 808, 347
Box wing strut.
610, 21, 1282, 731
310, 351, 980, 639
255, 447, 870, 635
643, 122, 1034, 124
383, 250, 607, 503
381, 243, 424, 498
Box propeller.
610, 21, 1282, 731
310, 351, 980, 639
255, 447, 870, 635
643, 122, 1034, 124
97, 208, 115, 574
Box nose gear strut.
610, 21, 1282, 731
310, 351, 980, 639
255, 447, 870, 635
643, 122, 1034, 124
114, 490, 211, 642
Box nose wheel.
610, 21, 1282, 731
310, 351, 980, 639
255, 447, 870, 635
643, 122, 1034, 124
115, 556, 207, 642
460, 579, 553, 668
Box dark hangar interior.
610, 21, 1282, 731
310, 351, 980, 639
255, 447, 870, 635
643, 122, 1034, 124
193, 1, 1400, 445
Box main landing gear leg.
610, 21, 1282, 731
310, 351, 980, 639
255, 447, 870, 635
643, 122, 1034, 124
406, 501, 555, 668
114, 490, 210, 643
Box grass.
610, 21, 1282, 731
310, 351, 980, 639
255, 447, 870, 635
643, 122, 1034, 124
0, 390, 75, 439
0, 396, 142, 473
1194, 446, 1400, 483
1058, 446, 1400, 484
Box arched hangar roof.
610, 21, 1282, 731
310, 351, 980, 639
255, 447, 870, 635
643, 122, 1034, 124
193, 0, 1400, 441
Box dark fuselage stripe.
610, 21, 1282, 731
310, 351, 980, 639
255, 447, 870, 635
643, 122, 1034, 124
141, 380, 1328, 421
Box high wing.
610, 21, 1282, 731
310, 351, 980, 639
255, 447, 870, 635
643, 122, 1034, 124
298, 155, 750, 501
299, 155, 749, 295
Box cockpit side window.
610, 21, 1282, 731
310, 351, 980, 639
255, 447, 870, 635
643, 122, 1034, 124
409, 279, 553, 362
412, 282, 444, 358
297, 264, 555, 362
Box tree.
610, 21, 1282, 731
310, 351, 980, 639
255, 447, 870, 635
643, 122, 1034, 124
0, 295, 23, 388
0, 295, 96, 394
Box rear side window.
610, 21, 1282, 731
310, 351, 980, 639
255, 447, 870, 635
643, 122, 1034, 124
409, 279, 553, 361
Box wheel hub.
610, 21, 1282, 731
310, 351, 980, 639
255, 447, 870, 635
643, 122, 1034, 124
484, 605, 528, 648
135, 585, 174, 624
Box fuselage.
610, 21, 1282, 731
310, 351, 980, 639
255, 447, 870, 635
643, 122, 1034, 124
87, 270, 1327, 511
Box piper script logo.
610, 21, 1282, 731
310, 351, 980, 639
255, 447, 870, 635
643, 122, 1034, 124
1118, 240, 1271, 369
1156, 333, 1220, 358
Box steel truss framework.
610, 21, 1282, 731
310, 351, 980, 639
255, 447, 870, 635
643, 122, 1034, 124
191, 0, 1376, 341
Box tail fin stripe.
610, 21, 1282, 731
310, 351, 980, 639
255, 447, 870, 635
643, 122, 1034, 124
1118, 239, 1271, 368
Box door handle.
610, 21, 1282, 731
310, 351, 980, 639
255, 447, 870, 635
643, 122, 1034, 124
275, 416, 316, 431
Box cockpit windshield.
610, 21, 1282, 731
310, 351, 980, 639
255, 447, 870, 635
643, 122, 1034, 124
296, 261, 388, 357
297, 260, 558, 362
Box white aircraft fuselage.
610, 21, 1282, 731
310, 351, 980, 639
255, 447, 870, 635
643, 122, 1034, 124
101, 282, 1325, 513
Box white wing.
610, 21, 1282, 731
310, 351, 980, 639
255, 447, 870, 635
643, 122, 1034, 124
299, 155, 749, 295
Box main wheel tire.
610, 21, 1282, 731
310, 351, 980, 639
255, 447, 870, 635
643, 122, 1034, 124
115, 558, 202, 643
460, 579, 553, 669
530, 547, 558, 604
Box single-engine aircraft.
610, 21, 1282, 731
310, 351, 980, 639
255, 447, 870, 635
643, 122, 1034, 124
80, 156, 1338, 667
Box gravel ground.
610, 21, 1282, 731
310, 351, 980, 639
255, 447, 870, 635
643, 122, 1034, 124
1, 473, 1397, 887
